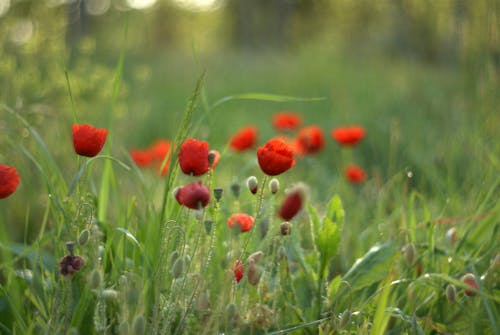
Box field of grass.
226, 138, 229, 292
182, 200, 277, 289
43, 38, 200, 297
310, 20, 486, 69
0, 4, 499, 334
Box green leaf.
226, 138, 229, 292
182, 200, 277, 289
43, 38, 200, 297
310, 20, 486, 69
327, 275, 342, 303
116, 228, 143, 252
342, 242, 399, 291
210, 92, 325, 109
326, 194, 344, 224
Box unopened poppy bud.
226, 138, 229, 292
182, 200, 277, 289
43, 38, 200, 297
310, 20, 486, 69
247, 261, 260, 286
118, 321, 129, 335
89, 269, 102, 290
78, 229, 90, 246
226, 303, 238, 319
248, 251, 264, 264
246, 176, 258, 194
461, 273, 479, 296
404, 243, 416, 266
169, 250, 179, 264
280, 222, 292, 236
171, 257, 184, 279
277, 245, 287, 261
269, 178, 279, 195
102, 289, 119, 301
445, 228, 457, 247
446, 284, 457, 302
338, 310, 351, 329
230, 182, 240, 198
132, 315, 146, 335
231, 260, 244, 283
213, 188, 223, 202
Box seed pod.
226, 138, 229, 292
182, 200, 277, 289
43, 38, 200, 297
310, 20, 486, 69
246, 176, 258, 195
446, 284, 456, 302
461, 273, 479, 296
78, 229, 90, 246
132, 315, 146, 335
213, 188, 223, 202
269, 178, 279, 195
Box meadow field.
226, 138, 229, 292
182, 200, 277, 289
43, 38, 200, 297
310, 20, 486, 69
0, 1, 499, 334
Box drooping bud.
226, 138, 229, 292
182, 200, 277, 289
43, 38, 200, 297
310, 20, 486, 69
89, 269, 102, 290
404, 243, 416, 266
445, 227, 457, 247
446, 284, 457, 302
269, 178, 279, 195
247, 251, 264, 264
461, 273, 479, 296
132, 315, 146, 335
246, 176, 258, 195
78, 229, 90, 246
171, 257, 185, 279
247, 260, 260, 286
280, 222, 292, 236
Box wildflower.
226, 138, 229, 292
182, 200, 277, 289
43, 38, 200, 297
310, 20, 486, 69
345, 164, 366, 183
227, 213, 255, 233
294, 126, 325, 154
175, 181, 211, 210
257, 138, 295, 176
0, 164, 20, 199
230, 126, 258, 151
331, 126, 365, 146
461, 273, 479, 296
246, 176, 258, 194
272, 111, 302, 131
72, 123, 108, 157
130, 149, 153, 167
231, 260, 244, 283
59, 255, 84, 278
278, 184, 307, 221
178, 138, 209, 176
150, 139, 171, 161
208, 150, 220, 169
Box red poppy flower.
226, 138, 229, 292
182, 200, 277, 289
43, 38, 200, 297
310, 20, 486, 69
272, 112, 302, 131
230, 126, 258, 151
175, 181, 211, 210
227, 213, 255, 233
294, 126, 325, 154
72, 124, 108, 157
278, 184, 307, 221
59, 254, 84, 278
331, 126, 365, 146
178, 138, 209, 176
231, 260, 244, 283
150, 139, 171, 161
0, 165, 21, 199
130, 149, 154, 167
345, 164, 366, 183
257, 138, 295, 176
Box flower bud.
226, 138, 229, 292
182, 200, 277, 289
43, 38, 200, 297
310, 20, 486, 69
132, 315, 146, 335
445, 227, 457, 247
102, 289, 119, 301
171, 257, 184, 279
169, 250, 179, 264
269, 178, 279, 195
446, 284, 456, 302
231, 260, 244, 283
247, 251, 264, 264
277, 245, 287, 261
246, 176, 258, 195
461, 273, 479, 296
247, 261, 260, 286
280, 222, 292, 236
404, 243, 416, 266
338, 310, 351, 329
89, 269, 102, 290
78, 229, 90, 246
197, 291, 210, 310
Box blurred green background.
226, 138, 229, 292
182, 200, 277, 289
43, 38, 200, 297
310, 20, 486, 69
0, 0, 499, 241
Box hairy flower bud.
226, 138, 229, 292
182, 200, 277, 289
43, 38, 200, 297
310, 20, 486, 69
269, 178, 279, 195
78, 229, 90, 246
461, 273, 479, 296
446, 284, 457, 302
246, 176, 258, 195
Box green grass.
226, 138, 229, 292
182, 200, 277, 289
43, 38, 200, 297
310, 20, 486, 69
0, 11, 499, 335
